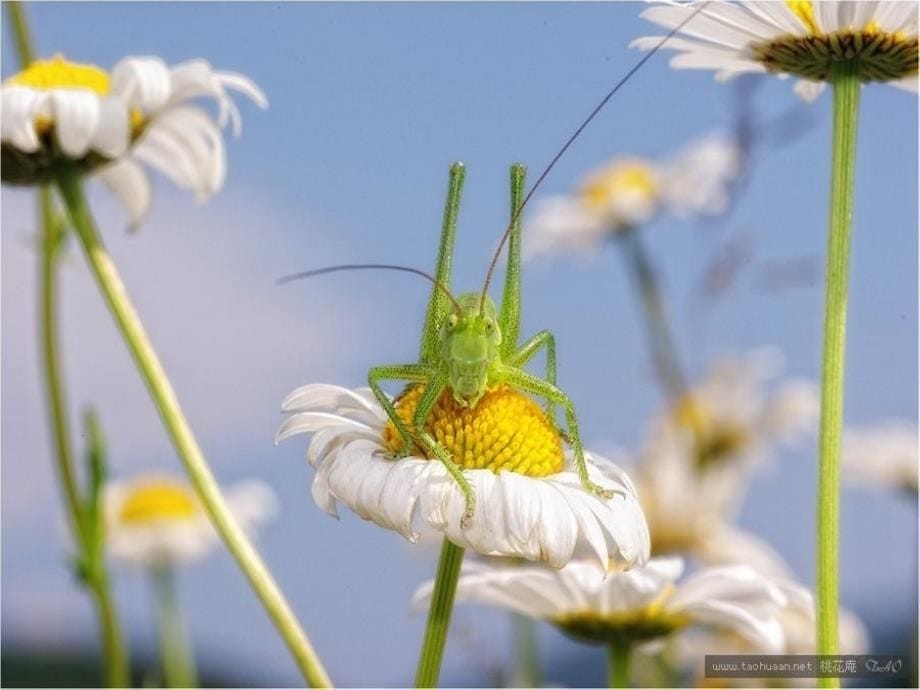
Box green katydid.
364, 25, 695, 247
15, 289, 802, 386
280, 162, 613, 526
278, 5, 709, 524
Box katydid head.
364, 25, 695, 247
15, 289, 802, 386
441, 293, 501, 407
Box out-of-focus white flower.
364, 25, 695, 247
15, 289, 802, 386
105, 474, 276, 568
276, 383, 650, 569
843, 422, 918, 493
524, 132, 743, 259
648, 348, 818, 475
674, 579, 869, 686
2, 54, 267, 225
413, 556, 789, 651
632, 1, 918, 102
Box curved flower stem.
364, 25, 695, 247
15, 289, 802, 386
415, 538, 465, 688
151, 564, 198, 689
5, 3, 131, 686
511, 613, 542, 687
53, 168, 332, 688
617, 227, 690, 404
607, 639, 631, 688
816, 61, 861, 688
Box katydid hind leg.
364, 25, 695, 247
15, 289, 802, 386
499, 163, 526, 358
419, 163, 465, 364
499, 364, 616, 500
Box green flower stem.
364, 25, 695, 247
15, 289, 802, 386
511, 613, 542, 687
607, 639, 631, 688
415, 538, 465, 688
617, 227, 690, 402
151, 564, 198, 689
5, 3, 131, 686
816, 61, 861, 688
53, 168, 332, 689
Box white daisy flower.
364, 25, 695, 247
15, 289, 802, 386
2, 54, 267, 225
843, 421, 918, 493
633, 1, 919, 102
413, 556, 789, 652
104, 473, 277, 568
631, 444, 793, 576
524, 132, 743, 259
647, 348, 818, 476
276, 383, 650, 569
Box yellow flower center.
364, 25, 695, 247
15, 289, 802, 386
752, 3, 918, 83
4, 54, 146, 137
785, 1, 819, 34
383, 385, 565, 477
673, 395, 749, 470
6, 55, 111, 94
578, 160, 659, 218
118, 480, 200, 525
555, 584, 690, 643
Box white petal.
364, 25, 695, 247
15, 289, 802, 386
1, 87, 47, 152
96, 158, 152, 227
91, 97, 130, 158
50, 90, 101, 157
111, 56, 172, 112
794, 78, 827, 102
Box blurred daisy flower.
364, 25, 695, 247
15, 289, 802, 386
633, 1, 918, 102
413, 556, 789, 652
276, 384, 650, 568
843, 421, 918, 493
105, 473, 277, 568
649, 348, 818, 475
674, 580, 868, 686
2, 54, 267, 225
524, 131, 743, 259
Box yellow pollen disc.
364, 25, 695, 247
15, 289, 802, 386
672, 395, 749, 469
6, 55, 111, 94
118, 480, 200, 525
555, 585, 689, 643
578, 160, 658, 214
785, 1, 818, 34
755, 6, 918, 83
383, 385, 565, 477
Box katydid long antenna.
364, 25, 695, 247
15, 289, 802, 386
277, 263, 463, 314
477, 1, 712, 311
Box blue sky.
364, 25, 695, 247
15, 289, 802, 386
2, 2, 917, 686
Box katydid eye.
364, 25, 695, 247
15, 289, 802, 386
447, 314, 459, 330
484, 319, 494, 333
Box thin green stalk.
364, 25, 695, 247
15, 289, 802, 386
607, 639, 630, 688
5, 3, 130, 685
816, 61, 861, 688
617, 227, 689, 404
510, 613, 541, 687
151, 564, 198, 689
415, 538, 465, 688
53, 168, 331, 688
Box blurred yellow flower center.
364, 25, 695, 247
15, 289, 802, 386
578, 160, 658, 216
383, 385, 564, 477
556, 585, 690, 643
5, 55, 145, 135
754, 3, 918, 83
785, 1, 818, 34
6, 55, 111, 93
673, 395, 749, 469
118, 481, 200, 524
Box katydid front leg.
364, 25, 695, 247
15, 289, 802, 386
368, 364, 432, 458
510, 329, 558, 422
497, 364, 616, 500
411, 370, 477, 527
